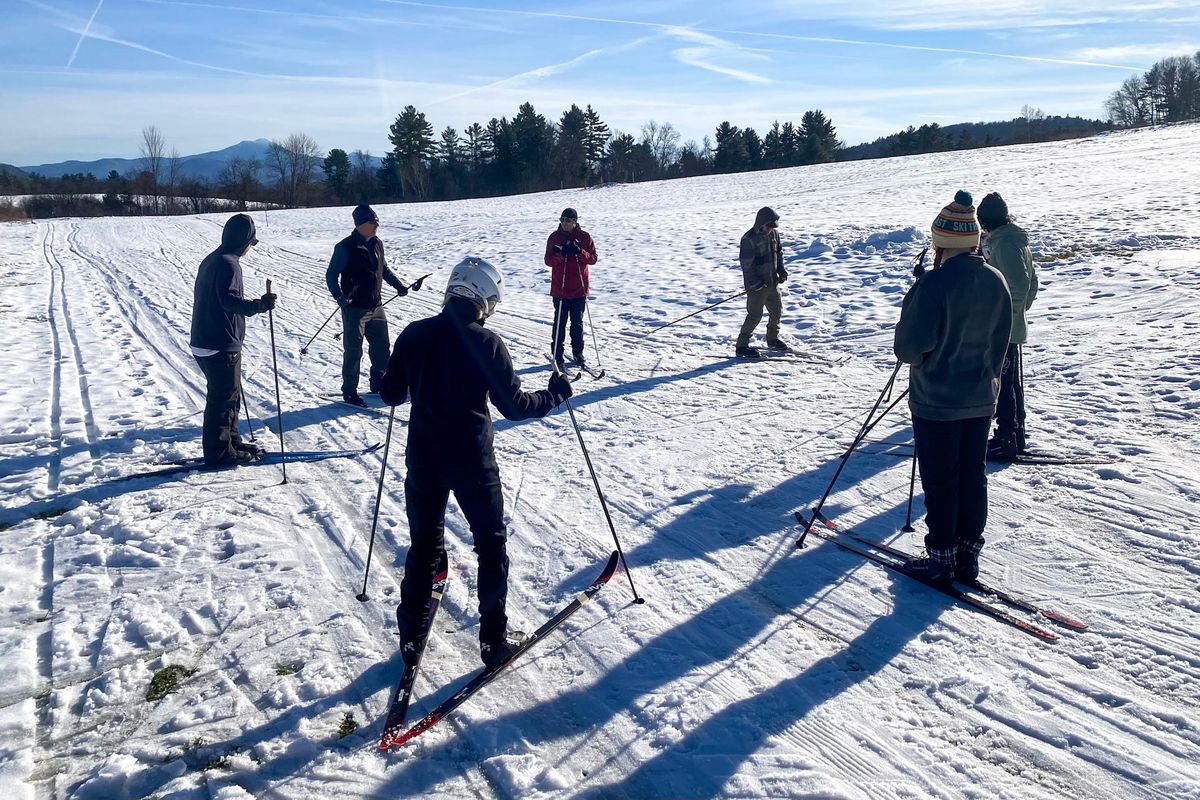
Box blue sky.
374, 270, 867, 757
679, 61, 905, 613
3, 0, 1197, 165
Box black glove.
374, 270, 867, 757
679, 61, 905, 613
561, 240, 581, 257
548, 372, 574, 404
395, 283, 409, 297
776, 267, 788, 283
258, 292, 277, 312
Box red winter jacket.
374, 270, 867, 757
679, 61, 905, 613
544, 227, 598, 299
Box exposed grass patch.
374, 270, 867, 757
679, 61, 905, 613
274, 662, 300, 676
336, 711, 359, 738
146, 664, 198, 701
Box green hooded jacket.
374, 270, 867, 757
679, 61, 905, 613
984, 223, 1039, 344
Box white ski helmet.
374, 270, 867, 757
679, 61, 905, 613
444, 257, 503, 318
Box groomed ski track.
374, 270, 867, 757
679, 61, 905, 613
0, 123, 1198, 799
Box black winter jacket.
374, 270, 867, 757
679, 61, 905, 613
189, 214, 261, 352
380, 301, 558, 476
325, 230, 406, 309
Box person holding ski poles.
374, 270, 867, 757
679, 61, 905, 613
894, 191, 1012, 584
735, 206, 790, 358
326, 204, 413, 407
978, 192, 1039, 461
544, 207, 598, 371
188, 213, 276, 466
379, 257, 574, 669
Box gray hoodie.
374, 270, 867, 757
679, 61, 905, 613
894, 252, 1013, 421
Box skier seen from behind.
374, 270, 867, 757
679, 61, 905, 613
543, 207, 598, 371
326, 204, 420, 407
894, 191, 1012, 585
379, 257, 575, 669
188, 213, 277, 466
978, 192, 1039, 461
736, 206, 791, 358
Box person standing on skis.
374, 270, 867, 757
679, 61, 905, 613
326, 204, 415, 407
189, 213, 276, 466
735, 206, 790, 358
379, 257, 574, 669
894, 191, 1012, 585
978, 192, 1039, 461
544, 207, 598, 370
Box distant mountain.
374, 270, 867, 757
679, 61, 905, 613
0, 163, 28, 179
20, 139, 275, 181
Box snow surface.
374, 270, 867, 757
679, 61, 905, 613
2, 123, 1199, 800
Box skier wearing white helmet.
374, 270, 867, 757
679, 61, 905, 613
379, 257, 574, 669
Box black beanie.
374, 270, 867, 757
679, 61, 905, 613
353, 204, 378, 226
560, 207, 578, 221
977, 192, 1009, 230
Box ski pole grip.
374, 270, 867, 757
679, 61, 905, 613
266, 279, 272, 294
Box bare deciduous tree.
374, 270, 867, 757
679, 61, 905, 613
267, 132, 322, 208
139, 125, 167, 213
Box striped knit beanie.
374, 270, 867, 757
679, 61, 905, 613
930, 190, 980, 250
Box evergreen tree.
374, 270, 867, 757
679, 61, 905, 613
583, 104, 610, 181
762, 121, 784, 168
676, 140, 709, 177
799, 110, 841, 163
510, 102, 554, 191
388, 105, 436, 200
376, 152, 404, 200
779, 122, 799, 166
742, 127, 763, 170
712, 122, 749, 173
322, 148, 352, 202
554, 104, 589, 188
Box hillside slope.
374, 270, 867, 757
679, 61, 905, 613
1, 124, 1198, 800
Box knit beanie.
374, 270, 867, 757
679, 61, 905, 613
353, 204, 378, 226
560, 207, 578, 221
930, 190, 980, 250
977, 192, 1009, 231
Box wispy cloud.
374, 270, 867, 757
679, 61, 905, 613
665, 26, 772, 84
67, 0, 104, 67
435, 34, 661, 104
1072, 42, 1199, 63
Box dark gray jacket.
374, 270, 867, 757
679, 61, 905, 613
326, 230, 406, 309
738, 225, 783, 292
189, 214, 261, 352
894, 253, 1013, 421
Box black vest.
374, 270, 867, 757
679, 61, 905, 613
337, 232, 385, 309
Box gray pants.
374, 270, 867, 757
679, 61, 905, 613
736, 285, 782, 347
341, 305, 390, 395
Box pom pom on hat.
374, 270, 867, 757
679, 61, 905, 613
931, 190, 980, 251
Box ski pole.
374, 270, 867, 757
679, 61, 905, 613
796, 361, 905, 548
644, 289, 747, 336
266, 279, 287, 484
901, 441, 918, 532
336, 275, 433, 341
575, 257, 603, 369
549, 357, 645, 605
300, 306, 339, 355
357, 404, 396, 602
240, 388, 257, 442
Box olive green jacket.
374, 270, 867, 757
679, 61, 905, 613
984, 223, 1039, 344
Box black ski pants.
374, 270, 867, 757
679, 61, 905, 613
341, 305, 391, 395
913, 415, 991, 555
551, 297, 586, 363
398, 465, 509, 656
196, 351, 244, 465
995, 343, 1026, 440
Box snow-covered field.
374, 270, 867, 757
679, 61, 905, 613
2, 123, 1199, 800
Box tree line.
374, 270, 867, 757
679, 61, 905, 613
1, 106, 842, 217
1105, 50, 1200, 127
